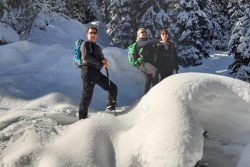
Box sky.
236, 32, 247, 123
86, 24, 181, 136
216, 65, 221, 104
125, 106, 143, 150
0, 17, 250, 167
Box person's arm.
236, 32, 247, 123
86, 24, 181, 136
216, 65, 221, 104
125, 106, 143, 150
171, 43, 179, 72
136, 39, 158, 47
81, 41, 103, 69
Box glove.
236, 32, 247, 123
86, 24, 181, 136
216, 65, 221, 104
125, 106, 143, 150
152, 42, 162, 50
137, 57, 142, 63
157, 40, 162, 46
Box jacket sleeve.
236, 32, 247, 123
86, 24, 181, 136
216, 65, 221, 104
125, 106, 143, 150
136, 39, 158, 47
171, 43, 179, 68
80, 41, 103, 69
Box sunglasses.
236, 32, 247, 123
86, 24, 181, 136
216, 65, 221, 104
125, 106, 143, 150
88, 32, 97, 35
140, 31, 146, 34
161, 32, 168, 35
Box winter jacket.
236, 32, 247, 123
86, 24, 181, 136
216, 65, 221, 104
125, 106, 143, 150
80, 41, 104, 70
136, 38, 158, 64
156, 41, 179, 70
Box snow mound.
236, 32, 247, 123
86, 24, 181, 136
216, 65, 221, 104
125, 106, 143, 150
1, 73, 250, 167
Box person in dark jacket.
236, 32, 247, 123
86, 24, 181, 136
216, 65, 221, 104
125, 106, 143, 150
78, 27, 118, 120
156, 29, 179, 81
136, 28, 159, 95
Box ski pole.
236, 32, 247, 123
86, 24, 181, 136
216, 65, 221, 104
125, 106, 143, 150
106, 68, 111, 85
105, 68, 117, 116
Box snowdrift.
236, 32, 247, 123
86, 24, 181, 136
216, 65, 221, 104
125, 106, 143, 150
1, 73, 250, 167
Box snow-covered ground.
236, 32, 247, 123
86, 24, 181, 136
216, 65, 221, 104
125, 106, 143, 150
0, 17, 250, 167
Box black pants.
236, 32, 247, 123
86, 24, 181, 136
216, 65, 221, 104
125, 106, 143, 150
158, 65, 174, 81
138, 62, 159, 95
79, 66, 118, 119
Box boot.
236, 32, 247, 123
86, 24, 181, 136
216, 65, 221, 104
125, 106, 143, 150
106, 98, 116, 111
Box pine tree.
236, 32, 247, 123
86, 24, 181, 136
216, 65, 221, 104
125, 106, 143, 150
107, 0, 176, 48
203, 0, 230, 50
88, 0, 102, 21
172, 0, 212, 67
0, 0, 17, 45
45, 0, 68, 15
98, 0, 110, 23
136, 0, 174, 39
107, 0, 138, 48
228, 2, 250, 82
228, 0, 246, 29
66, 0, 96, 24
0, 0, 40, 35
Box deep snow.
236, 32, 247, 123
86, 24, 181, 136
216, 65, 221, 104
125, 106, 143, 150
0, 17, 250, 167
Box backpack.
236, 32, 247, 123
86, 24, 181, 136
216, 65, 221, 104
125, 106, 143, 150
128, 42, 143, 67
73, 39, 84, 69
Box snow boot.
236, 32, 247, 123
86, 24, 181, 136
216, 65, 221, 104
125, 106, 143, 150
106, 98, 117, 115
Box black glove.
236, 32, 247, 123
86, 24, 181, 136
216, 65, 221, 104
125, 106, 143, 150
152, 41, 162, 49
156, 40, 162, 46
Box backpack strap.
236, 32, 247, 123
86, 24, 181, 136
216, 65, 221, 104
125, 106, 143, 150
83, 41, 92, 53
153, 42, 161, 63
139, 47, 143, 55
168, 41, 174, 52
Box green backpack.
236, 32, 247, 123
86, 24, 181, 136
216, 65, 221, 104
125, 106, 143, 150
128, 42, 143, 67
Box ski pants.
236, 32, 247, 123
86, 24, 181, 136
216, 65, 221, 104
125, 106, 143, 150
79, 66, 118, 118
138, 62, 159, 95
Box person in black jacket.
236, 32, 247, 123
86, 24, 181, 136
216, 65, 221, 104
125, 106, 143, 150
78, 27, 118, 120
156, 29, 179, 81
136, 28, 159, 95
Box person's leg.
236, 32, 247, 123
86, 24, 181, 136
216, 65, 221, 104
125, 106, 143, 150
151, 74, 159, 86
143, 73, 152, 95
96, 72, 118, 110
141, 62, 159, 78
79, 67, 98, 120
138, 62, 159, 94
159, 66, 167, 81
160, 66, 174, 81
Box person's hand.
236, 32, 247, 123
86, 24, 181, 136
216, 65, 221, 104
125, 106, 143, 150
103, 63, 108, 69
157, 41, 162, 46
101, 58, 108, 64
159, 41, 167, 44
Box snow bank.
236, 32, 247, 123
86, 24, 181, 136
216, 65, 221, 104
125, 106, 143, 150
174, 73, 250, 145
1, 72, 250, 167
0, 22, 20, 44
237, 144, 250, 167
0, 41, 31, 73
0, 72, 204, 167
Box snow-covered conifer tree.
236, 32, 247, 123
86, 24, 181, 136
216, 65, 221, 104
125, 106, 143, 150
136, 0, 174, 39
0, 0, 20, 44
98, 0, 110, 23
44, 0, 68, 15
203, 0, 230, 50
107, 0, 138, 48
172, 0, 212, 67
67, 0, 97, 24
0, 0, 40, 35
228, 0, 246, 29
228, 3, 250, 82
87, 0, 102, 21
